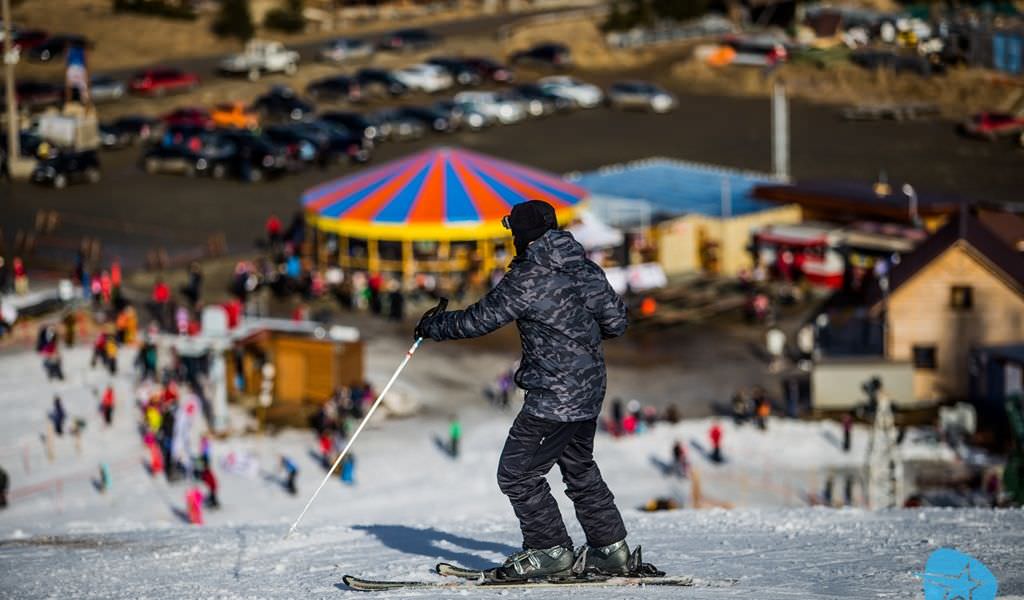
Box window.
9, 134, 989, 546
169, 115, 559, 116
950, 286, 973, 310
912, 345, 937, 370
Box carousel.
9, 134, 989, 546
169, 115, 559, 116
302, 147, 587, 279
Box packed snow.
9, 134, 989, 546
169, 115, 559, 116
0, 345, 1021, 599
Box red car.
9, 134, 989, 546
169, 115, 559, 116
11, 29, 48, 51
161, 107, 212, 128
960, 112, 1024, 140
130, 68, 199, 96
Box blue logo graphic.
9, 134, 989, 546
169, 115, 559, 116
922, 548, 997, 600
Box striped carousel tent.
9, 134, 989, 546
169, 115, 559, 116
302, 147, 588, 276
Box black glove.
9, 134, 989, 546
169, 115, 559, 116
414, 297, 448, 341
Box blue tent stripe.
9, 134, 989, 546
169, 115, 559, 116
461, 154, 581, 206
303, 155, 414, 208
463, 162, 528, 210
373, 161, 431, 223
319, 175, 396, 219
444, 162, 479, 222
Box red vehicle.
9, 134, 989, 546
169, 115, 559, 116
11, 29, 48, 51
161, 107, 212, 128
129, 68, 199, 96
960, 112, 1024, 140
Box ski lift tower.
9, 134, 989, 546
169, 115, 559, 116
865, 379, 905, 509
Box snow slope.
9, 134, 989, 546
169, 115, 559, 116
0, 348, 1021, 598
1, 508, 1022, 599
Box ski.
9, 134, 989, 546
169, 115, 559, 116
342, 573, 694, 591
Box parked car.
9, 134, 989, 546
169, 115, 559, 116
724, 37, 789, 67
509, 43, 571, 69
290, 120, 372, 163
211, 101, 260, 129
129, 68, 200, 96
427, 57, 482, 87
454, 91, 526, 125
306, 76, 362, 103
850, 50, 943, 77
538, 76, 603, 108
507, 84, 570, 116
214, 130, 289, 182
319, 37, 374, 63
434, 99, 492, 131
161, 107, 212, 128
607, 81, 677, 113
251, 87, 315, 122
88, 76, 126, 103
32, 150, 101, 188
461, 56, 514, 83
370, 109, 427, 141
11, 28, 48, 51
141, 143, 232, 178
355, 68, 408, 98
98, 115, 158, 148
379, 28, 440, 52
393, 64, 453, 94
387, 106, 456, 133
319, 111, 383, 144
28, 34, 88, 62
263, 125, 322, 166
2, 80, 61, 110
959, 112, 1024, 140
219, 39, 300, 81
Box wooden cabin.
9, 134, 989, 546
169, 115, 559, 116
867, 211, 1024, 402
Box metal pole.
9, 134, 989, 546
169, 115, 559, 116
771, 82, 789, 181
284, 337, 424, 539
2, 0, 21, 174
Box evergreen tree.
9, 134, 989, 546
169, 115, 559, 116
213, 0, 254, 41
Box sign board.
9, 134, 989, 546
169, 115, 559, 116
812, 359, 918, 410
604, 263, 668, 295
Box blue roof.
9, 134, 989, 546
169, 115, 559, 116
567, 159, 779, 218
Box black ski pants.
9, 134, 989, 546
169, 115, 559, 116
497, 411, 627, 551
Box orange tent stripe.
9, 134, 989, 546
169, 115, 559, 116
343, 154, 433, 222
449, 154, 510, 221
462, 154, 572, 209
407, 159, 445, 224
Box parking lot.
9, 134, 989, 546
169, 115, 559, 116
6, 78, 1021, 271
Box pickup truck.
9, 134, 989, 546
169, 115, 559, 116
220, 40, 300, 81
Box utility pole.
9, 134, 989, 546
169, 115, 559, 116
771, 82, 790, 181
2, 0, 32, 179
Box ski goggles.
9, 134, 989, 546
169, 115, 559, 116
501, 214, 512, 230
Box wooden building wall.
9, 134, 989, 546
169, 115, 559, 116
885, 243, 1024, 401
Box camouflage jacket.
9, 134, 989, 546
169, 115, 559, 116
421, 229, 627, 422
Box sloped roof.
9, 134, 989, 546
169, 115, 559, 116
868, 209, 1024, 307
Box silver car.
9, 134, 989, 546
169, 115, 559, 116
607, 81, 677, 113
319, 38, 374, 63
90, 76, 126, 103
453, 91, 527, 125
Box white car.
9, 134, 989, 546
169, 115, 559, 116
319, 38, 374, 63
454, 91, 527, 125
537, 76, 603, 108
219, 40, 300, 81
392, 64, 453, 94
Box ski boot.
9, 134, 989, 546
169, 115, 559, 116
572, 540, 665, 578
487, 545, 575, 581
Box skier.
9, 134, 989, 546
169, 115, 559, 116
281, 456, 298, 495
340, 453, 356, 485
415, 200, 636, 581
51, 396, 67, 436
100, 385, 115, 426
448, 416, 461, 459
0, 465, 7, 508
842, 413, 853, 453
97, 462, 111, 493
709, 422, 724, 463
197, 458, 219, 508
671, 441, 688, 478
186, 486, 204, 525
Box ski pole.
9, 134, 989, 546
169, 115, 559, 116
285, 336, 425, 539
